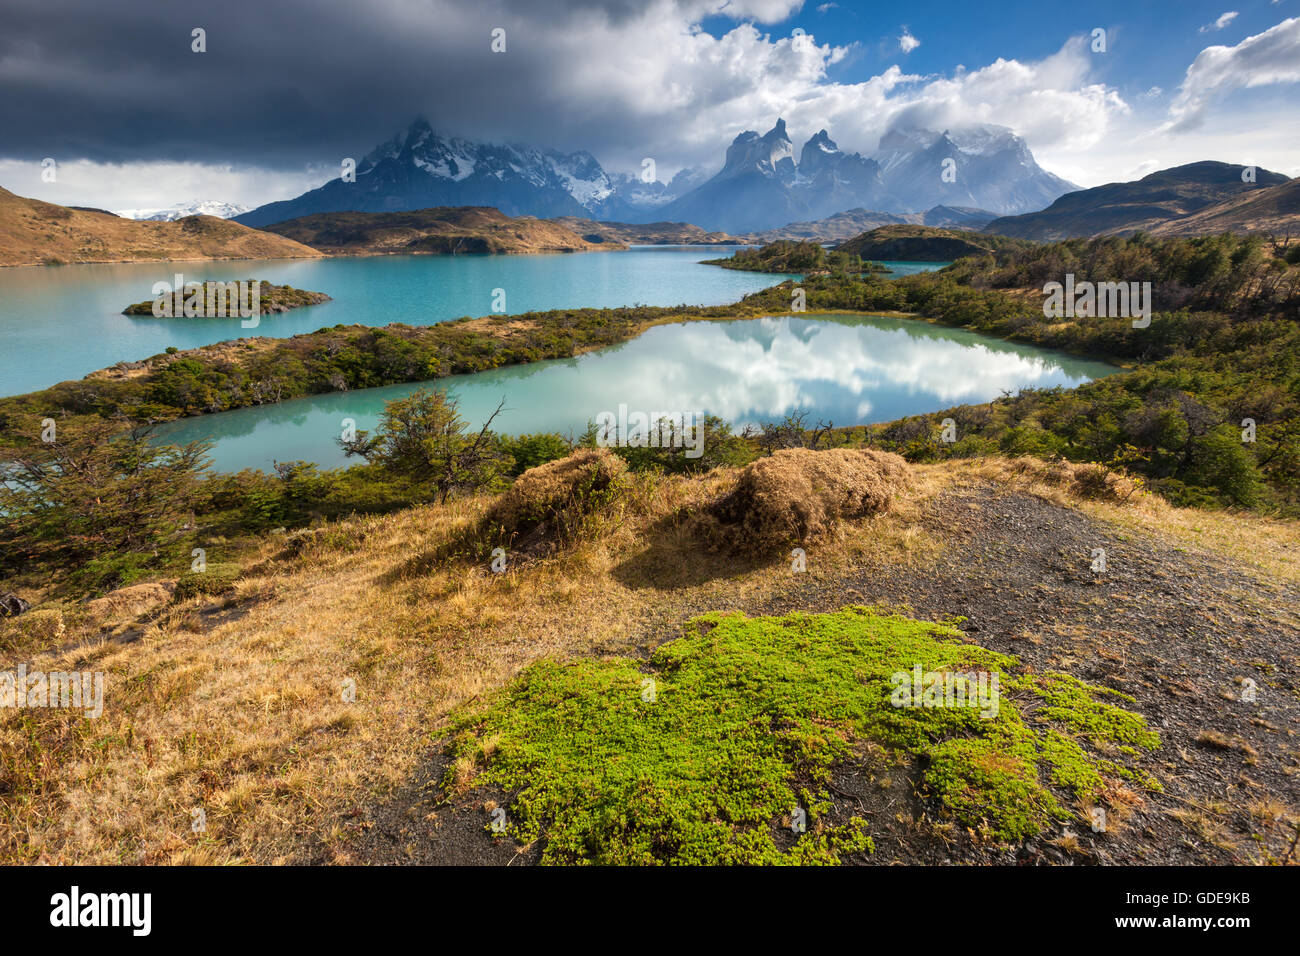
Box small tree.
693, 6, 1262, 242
757, 410, 834, 456
339, 388, 508, 502
0, 418, 211, 579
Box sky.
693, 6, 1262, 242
1, 0, 1297, 212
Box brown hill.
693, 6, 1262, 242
1148, 177, 1300, 237
984, 162, 1291, 240
265, 206, 625, 255
0, 187, 323, 267
546, 217, 736, 245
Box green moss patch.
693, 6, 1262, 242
447, 607, 1160, 864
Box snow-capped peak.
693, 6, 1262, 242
358, 120, 614, 210
115, 200, 249, 221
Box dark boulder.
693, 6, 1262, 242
0, 592, 31, 617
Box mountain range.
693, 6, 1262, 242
235, 118, 1077, 234
235, 120, 664, 228
655, 121, 1077, 233
115, 199, 249, 221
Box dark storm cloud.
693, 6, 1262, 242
0, 0, 736, 168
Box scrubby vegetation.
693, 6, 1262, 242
447, 606, 1159, 863
0, 302, 759, 425
4, 232, 1298, 602
702, 239, 886, 275
833, 224, 1033, 261
797, 233, 1300, 512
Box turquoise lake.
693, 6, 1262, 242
153, 312, 1117, 473
0, 246, 842, 397
0, 249, 1117, 473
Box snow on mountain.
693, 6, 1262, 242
235, 117, 1077, 233
115, 200, 248, 221
237, 119, 617, 227
658, 119, 1079, 232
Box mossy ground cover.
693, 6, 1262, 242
447, 606, 1159, 864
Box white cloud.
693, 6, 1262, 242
1200, 11, 1239, 32
1127, 159, 1163, 179
0, 158, 328, 212
17, 25, 1132, 207
1168, 17, 1300, 130
899, 29, 921, 54
9, 1, 1295, 209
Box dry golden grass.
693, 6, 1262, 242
699, 447, 911, 555
1, 453, 1294, 864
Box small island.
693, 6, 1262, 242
123, 280, 331, 317
702, 239, 888, 275
834, 225, 1025, 261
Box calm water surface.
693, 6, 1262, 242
153, 313, 1117, 473
0, 246, 860, 396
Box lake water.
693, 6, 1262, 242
0, 246, 894, 397
153, 313, 1118, 473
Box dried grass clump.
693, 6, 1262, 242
699, 448, 910, 555
482, 448, 629, 548
998, 457, 1139, 502
85, 581, 175, 623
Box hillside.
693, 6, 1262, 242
2, 453, 1296, 865
0, 187, 323, 267
835, 225, 1011, 261
738, 206, 997, 245
261, 206, 625, 255
1148, 177, 1300, 237
985, 162, 1291, 240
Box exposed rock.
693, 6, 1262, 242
0, 592, 31, 617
